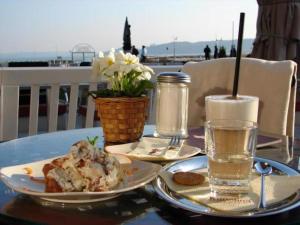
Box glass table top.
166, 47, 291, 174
0, 126, 299, 225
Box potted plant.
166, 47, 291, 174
89, 49, 154, 143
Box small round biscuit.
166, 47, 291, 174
172, 172, 205, 186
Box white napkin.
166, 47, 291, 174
160, 170, 300, 212
105, 137, 198, 161
130, 137, 184, 159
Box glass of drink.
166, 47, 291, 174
205, 119, 257, 197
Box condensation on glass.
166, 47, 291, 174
155, 72, 191, 137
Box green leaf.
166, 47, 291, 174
132, 80, 154, 97
88, 89, 124, 98
88, 70, 154, 98
87, 136, 99, 146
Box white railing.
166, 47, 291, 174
0, 65, 182, 141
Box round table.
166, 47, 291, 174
0, 126, 299, 225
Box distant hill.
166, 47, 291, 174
147, 38, 254, 56
0, 38, 254, 63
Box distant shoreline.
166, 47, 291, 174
0, 38, 254, 63
0, 54, 253, 67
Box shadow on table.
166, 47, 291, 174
153, 201, 300, 225
2, 187, 300, 225
1, 188, 172, 225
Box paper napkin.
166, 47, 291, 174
131, 137, 184, 158
105, 137, 196, 161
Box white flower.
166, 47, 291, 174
98, 51, 104, 57
91, 48, 154, 93
104, 63, 119, 77
115, 50, 126, 62
91, 58, 101, 81
105, 49, 115, 66
142, 71, 152, 80
142, 65, 154, 74
131, 64, 143, 73
124, 53, 139, 65
92, 51, 114, 73
122, 63, 137, 74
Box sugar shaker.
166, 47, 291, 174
155, 72, 191, 137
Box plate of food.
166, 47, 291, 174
105, 137, 202, 161
0, 140, 162, 203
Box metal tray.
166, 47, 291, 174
153, 156, 300, 218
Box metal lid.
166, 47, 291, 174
157, 72, 191, 83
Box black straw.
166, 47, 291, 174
232, 12, 245, 97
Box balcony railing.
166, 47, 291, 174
0, 65, 182, 141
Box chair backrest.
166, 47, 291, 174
182, 57, 297, 138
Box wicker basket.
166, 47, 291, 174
95, 96, 149, 143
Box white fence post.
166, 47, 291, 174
0, 85, 19, 140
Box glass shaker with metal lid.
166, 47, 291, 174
155, 72, 191, 137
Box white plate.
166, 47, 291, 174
105, 139, 202, 161
0, 156, 162, 203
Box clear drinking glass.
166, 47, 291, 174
205, 119, 257, 197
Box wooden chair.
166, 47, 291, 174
182, 58, 297, 161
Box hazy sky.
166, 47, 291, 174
0, 0, 258, 53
